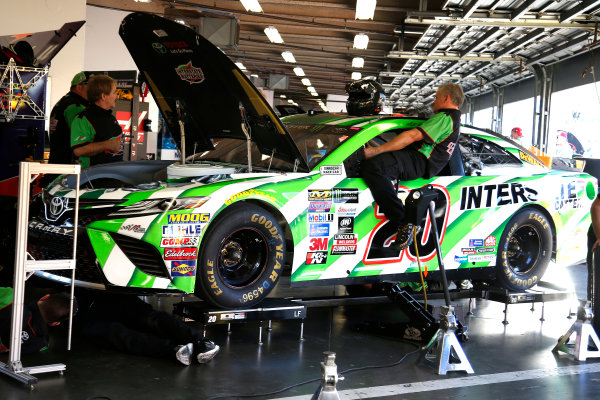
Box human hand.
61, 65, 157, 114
363, 145, 378, 160
593, 238, 600, 252
107, 135, 123, 153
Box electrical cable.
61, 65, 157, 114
204, 345, 421, 400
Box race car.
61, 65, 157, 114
27, 12, 597, 309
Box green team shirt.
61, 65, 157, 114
415, 112, 454, 159
414, 108, 461, 178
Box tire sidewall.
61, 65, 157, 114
497, 208, 552, 291
198, 205, 285, 308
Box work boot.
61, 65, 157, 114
195, 339, 220, 363
175, 343, 194, 366
391, 223, 422, 251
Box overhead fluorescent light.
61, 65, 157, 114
355, 0, 376, 20
288, 99, 294, 104
353, 33, 369, 49
281, 51, 296, 63
351, 72, 362, 80
235, 62, 247, 70
311, 92, 319, 96
307, 86, 316, 93
352, 57, 365, 68
264, 26, 283, 43
134, 0, 153, 3
280, 94, 287, 98
175, 19, 186, 25
293, 67, 305, 76
240, 0, 263, 12
301, 78, 311, 86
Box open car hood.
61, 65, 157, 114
119, 12, 309, 171
0, 21, 85, 68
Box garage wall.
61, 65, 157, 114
0, 0, 86, 111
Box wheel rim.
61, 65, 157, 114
506, 224, 542, 275
218, 227, 268, 287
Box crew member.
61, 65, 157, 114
361, 82, 464, 251
510, 127, 524, 146
48, 71, 88, 164
71, 74, 123, 167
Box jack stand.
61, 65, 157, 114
423, 305, 474, 375
553, 300, 600, 361
312, 352, 344, 400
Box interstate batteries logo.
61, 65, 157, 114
175, 61, 205, 84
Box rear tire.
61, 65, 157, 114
496, 208, 552, 291
196, 205, 285, 308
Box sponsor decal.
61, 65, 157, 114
309, 223, 330, 237
160, 236, 200, 247
338, 216, 354, 233
308, 213, 334, 222
306, 251, 328, 264
333, 233, 357, 245
555, 181, 584, 211
308, 190, 332, 201
175, 61, 205, 84
461, 247, 476, 255
152, 42, 167, 54
336, 205, 357, 216
163, 40, 193, 54
485, 235, 496, 247
333, 188, 358, 204
119, 224, 146, 234
469, 239, 484, 247
220, 313, 246, 321
319, 165, 342, 175
168, 213, 210, 224
519, 150, 544, 167
459, 183, 537, 210
331, 245, 357, 255
467, 254, 496, 262
162, 224, 204, 236
164, 247, 198, 260
454, 255, 468, 263
171, 260, 197, 276
309, 201, 332, 212
476, 247, 496, 254
309, 237, 328, 251
225, 189, 277, 205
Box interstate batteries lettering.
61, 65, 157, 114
460, 183, 537, 210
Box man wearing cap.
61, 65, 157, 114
71, 74, 123, 168
48, 71, 89, 164
510, 127, 524, 146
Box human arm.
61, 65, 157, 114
73, 136, 121, 157
363, 128, 424, 160
591, 196, 600, 251
71, 115, 121, 157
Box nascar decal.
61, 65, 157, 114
459, 183, 537, 210
175, 61, 205, 84
171, 260, 197, 276
164, 247, 198, 260
160, 236, 200, 247
168, 213, 210, 224
320, 165, 342, 175
306, 251, 327, 264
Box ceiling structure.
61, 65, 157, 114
88, 0, 600, 112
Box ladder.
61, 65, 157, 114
0, 162, 80, 388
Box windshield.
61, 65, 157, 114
188, 123, 360, 171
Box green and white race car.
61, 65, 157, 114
28, 13, 597, 308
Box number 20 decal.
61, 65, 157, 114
362, 185, 450, 265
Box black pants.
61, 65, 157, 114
76, 293, 201, 359
360, 149, 427, 227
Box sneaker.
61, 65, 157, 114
175, 343, 194, 366
196, 339, 220, 364
455, 280, 473, 290
391, 223, 422, 251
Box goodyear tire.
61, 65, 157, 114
196, 205, 285, 308
496, 208, 552, 291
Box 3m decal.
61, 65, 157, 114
309, 201, 332, 212
333, 188, 358, 204
160, 236, 200, 247
469, 239, 484, 247
309, 223, 330, 237
338, 216, 354, 233
162, 224, 204, 236
164, 247, 198, 260
309, 237, 328, 251
167, 213, 210, 224
308, 190, 332, 201
319, 165, 342, 175
459, 183, 537, 210
336, 205, 357, 216
175, 61, 205, 84
308, 213, 334, 222
171, 260, 197, 276
485, 235, 497, 247
331, 245, 357, 255
306, 252, 327, 264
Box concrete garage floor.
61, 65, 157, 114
1, 262, 600, 400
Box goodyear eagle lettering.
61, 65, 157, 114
460, 183, 537, 210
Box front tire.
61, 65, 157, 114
496, 208, 552, 291
196, 205, 285, 308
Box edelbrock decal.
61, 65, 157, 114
164, 247, 198, 260
459, 183, 537, 210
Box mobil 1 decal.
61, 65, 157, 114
459, 182, 537, 210
363, 186, 450, 264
